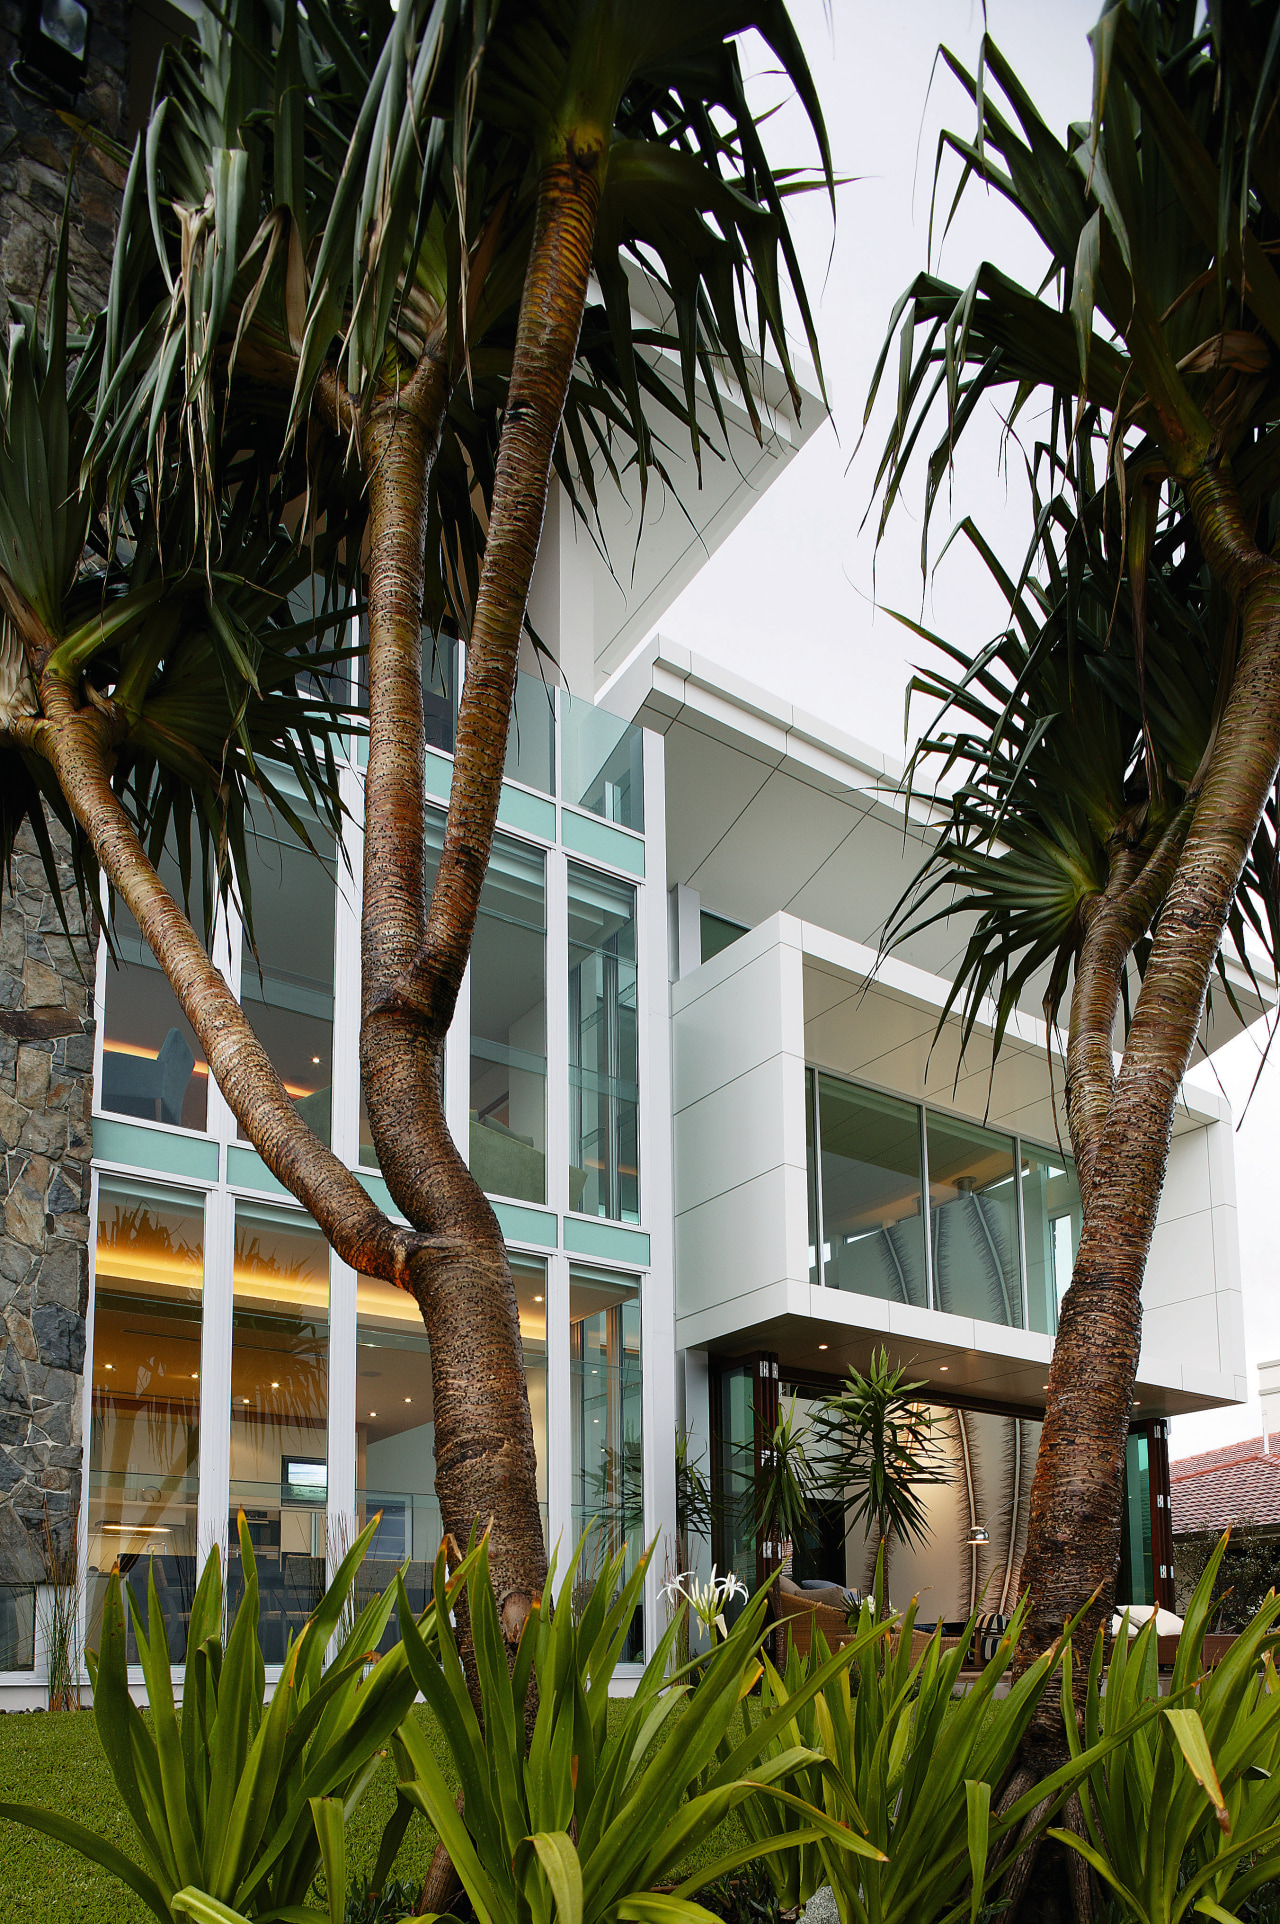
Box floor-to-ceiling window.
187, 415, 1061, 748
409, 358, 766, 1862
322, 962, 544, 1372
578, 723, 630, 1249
88, 1178, 204, 1658
568, 865, 639, 1222
570, 1264, 642, 1656
1022, 1147, 1083, 1336
470, 834, 547, 1204
237, 804, 337, 1145
927, 1113, 1021, 1328
812, 1075, 927, 1305
228, 1203, 329, 1656
99, 845, 210, 1133
805, 1067, 1081, 1334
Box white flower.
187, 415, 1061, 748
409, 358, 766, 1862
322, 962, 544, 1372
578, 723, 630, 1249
661, 1566, 748, 1640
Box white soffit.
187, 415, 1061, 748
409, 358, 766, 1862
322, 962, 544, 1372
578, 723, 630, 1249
606, 637, 1270, 1054
578, 265, 826, 686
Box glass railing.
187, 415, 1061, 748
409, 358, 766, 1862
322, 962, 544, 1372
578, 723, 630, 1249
561, 691, 643, 830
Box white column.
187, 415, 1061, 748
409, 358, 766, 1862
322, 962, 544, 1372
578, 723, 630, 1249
326, 1253, 358, 1577
670, 883, 701, 982
330, 763, 365, 1170
545, 1247, 572, 1586
639, 727, 676, 1656
204, 905, 240, 1149
196, 1184, 235, 1570
545, 845, 570, 1218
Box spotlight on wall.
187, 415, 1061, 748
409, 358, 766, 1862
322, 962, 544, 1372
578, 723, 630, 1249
10, 0, 90, 105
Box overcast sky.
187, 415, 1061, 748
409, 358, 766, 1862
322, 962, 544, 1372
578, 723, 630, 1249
661, 0, 1278, 1460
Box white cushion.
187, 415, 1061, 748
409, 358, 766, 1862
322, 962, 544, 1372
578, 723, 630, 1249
1109, 1604, 1184, 1637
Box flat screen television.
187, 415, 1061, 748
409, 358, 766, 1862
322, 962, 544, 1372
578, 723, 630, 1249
281, 1456, 327, 1506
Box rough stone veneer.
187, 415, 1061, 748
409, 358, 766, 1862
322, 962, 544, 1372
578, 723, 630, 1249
0, 7, 132, 1590
0, 822, 95, 1581
0, 2, 132, 318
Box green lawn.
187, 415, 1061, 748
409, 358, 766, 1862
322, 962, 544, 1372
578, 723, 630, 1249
0, 1700, 746, 1924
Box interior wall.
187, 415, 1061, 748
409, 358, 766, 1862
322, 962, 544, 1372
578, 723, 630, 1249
834, 1405, 1041, 1623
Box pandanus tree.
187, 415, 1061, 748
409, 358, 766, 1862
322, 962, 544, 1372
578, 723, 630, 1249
865, 0, 1280, 1899
0, 0, 828, 1642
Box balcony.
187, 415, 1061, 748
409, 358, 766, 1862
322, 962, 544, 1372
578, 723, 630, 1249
672, 914, 1244, 1418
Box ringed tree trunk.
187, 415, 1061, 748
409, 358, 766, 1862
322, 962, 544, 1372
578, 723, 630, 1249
999, 466, 1280, 1917
358, 142, 606, 1643
2, 131, 610, 1652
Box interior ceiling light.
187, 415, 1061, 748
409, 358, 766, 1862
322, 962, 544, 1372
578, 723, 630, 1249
533, 1294, 543, 1303
817, 1343, 828, 1351
404, 1396, 411, 1404
939, 1365, 949, 1372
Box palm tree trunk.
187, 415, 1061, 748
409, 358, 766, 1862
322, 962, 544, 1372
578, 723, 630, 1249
10, 670, 427, 1290
1015, 467, 1280, 1768
359, 146, 604, 1641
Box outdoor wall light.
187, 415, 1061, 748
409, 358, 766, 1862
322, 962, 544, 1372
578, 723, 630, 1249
10, 0, 89, 105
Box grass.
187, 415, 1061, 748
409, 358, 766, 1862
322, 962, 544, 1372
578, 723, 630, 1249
0, 1697, 748, 1924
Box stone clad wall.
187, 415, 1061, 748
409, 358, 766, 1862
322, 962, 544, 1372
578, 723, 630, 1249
0, 10, 132, 1586
0, 1, 132, 318
0, 825, 95, 1580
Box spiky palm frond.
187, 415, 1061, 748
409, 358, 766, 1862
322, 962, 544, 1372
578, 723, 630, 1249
870, 0, 1280, 1067
886, 440, 1280, 1060
4, 0, 828, 936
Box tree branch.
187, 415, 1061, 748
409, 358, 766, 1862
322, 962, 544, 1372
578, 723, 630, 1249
20, 679, 438, 1289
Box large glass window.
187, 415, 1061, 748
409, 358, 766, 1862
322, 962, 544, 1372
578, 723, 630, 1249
562, 693, 643, 830
101, 848, 209, 1131
568, 864, 639, 1222
88, 1179, 204, 1661
1022, 1146, 1082, 1337
228, 1204, 329, 1658
927, 1113, 1022, 1327
238, 801, 336, 1145
814, 1074, 926, 1305
354, 1254, 547, 1649
700, 910, 747, 965
571, 1265, 642, 1660
715, 1360, 758, 1616
1117, 1430, 1154, 1606
470, 835, 547, 1204
506, 668, 555, 795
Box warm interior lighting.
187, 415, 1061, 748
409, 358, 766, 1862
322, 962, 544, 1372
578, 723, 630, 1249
404, 1397, 411, 1404
271, 1381, 279, 1388
100, 1525, 170, 1534
312, 1056, 321, 1064
533, 1294, 543, 1303
103, 1362, 113, 1370
939, 1365, 949, 1372
817, 1343, 828, 1351
370, 1410, 377, 1418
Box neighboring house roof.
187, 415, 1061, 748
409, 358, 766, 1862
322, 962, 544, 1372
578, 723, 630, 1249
1170, 1435, 1280, 1534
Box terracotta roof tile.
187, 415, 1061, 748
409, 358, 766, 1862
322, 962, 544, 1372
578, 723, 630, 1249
1171, 1437, 1280, 1534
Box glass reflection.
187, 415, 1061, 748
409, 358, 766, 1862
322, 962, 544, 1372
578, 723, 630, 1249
571, 1265, 642, 1660
927, 1113, 1021, 1326
353, 1256, 546, 1651
101, 846, 209, 1131
568, 864, 639, 1222
470, 835, 546, 1204
238, 797, 336, 1146
816, 1075, 926, 1304
88, 1179, 204, 1660
228, 1204, 329, 1658
1022, 1145, 1082, 1336
562, 693, 643, 829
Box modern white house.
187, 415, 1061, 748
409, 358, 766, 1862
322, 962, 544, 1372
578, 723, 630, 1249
0, 329, 1251, 1703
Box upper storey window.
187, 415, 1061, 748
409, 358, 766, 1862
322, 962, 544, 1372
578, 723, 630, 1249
569, 863, 639, 1223
562, 693, 643, 831
469, 833, 547, 1205
806, 1067, 1081, 1335
237, 796, 336, 1145
100, 843, 209, 1132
